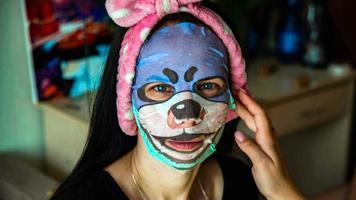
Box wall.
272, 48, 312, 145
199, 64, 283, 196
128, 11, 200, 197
0, 0, 44, 167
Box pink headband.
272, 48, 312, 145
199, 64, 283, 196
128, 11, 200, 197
105, 0, 250, 136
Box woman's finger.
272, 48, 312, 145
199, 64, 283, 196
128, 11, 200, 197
238, 90, 274, 141
236, 131, 306, 200
237, 89, 279, 161
236, 100, 257, 132
234, 130, 272, 165
238, 90, 270, 133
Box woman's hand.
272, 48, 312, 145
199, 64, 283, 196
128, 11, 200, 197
234, 89, 307, 200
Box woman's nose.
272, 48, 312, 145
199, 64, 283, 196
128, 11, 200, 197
167, 99, 205, 129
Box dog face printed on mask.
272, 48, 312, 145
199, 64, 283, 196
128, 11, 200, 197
132, 22, 232, 165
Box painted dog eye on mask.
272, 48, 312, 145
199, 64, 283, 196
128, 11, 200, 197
132, 22, 234, 169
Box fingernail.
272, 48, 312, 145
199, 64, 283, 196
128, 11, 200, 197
235, 131, 246, 142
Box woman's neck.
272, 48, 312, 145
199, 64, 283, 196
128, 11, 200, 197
130, 136, 201, 200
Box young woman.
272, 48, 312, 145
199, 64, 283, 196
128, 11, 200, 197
50, 0, 306, 199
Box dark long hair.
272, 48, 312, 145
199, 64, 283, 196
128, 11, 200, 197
50, 2, 240, 198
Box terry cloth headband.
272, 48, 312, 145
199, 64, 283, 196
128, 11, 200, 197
105, 0, 250, 136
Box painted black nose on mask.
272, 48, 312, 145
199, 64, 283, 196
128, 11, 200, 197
170, 99, 202, 119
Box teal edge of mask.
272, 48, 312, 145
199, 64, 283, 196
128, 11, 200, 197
227, 88, 237, 110
229, 91, 237, 110
131, 97, 223, 170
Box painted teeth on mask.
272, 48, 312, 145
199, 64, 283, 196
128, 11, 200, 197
204, 138, 213, 144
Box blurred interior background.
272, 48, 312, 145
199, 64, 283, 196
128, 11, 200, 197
0, 0, 356, 199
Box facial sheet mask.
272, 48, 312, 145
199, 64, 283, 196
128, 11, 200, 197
132, 22, 234, 169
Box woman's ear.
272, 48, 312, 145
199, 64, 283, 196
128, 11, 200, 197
122, 119, 138, 136
226, 109, 238, 122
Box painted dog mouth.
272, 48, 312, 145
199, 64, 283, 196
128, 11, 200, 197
140, 123, 224, 163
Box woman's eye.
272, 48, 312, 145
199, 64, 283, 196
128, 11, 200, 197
195, 78, 227, 98
200, 83, 215, 90
154, 85, 166, 92
153, 85, 173, 93
145, 83, 174, 101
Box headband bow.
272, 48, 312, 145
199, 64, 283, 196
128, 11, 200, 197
106, 0, 202, 27
105, 0, 249, 136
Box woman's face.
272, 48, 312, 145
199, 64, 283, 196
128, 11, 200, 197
132, 22, 232, 169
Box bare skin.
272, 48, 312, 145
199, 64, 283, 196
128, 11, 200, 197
105, 88, 307, 200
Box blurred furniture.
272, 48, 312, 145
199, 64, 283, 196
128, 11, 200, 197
42, 59, 355, 198
328, 0, 356, 66
312, 164, 356, 200
0, 154, 58, 200
234, 59, 355, 197
41, 95, 91, 180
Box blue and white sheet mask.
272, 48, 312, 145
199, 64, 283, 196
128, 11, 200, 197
132, 22, 233, 169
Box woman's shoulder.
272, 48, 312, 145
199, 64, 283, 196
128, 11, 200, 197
214, 154, 260, 200
51, 169, 127, 200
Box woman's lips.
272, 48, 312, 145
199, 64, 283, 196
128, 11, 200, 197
165, 140, 203, 152
164, 136, 205, 152
151, 133, 215, 153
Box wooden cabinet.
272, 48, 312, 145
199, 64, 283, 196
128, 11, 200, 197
267, 82, 348, 136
